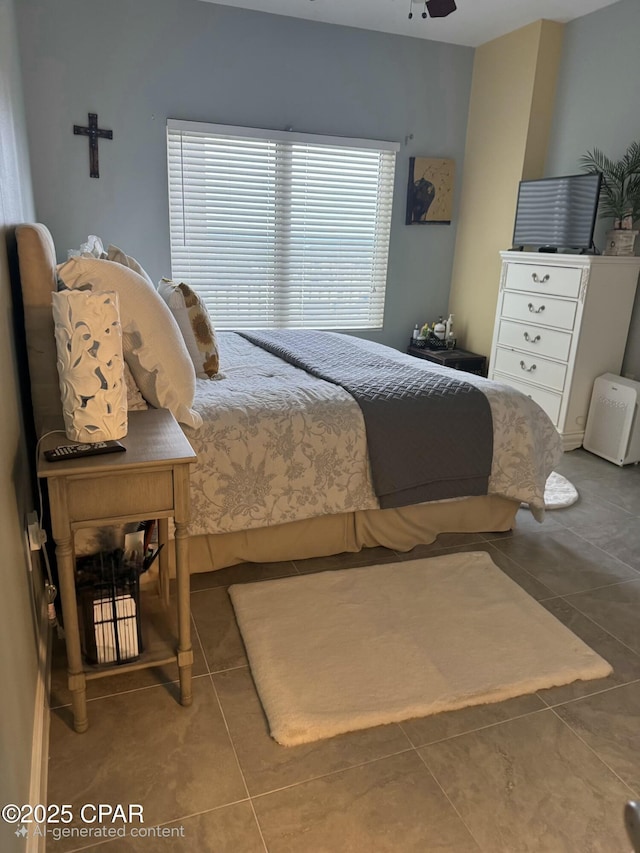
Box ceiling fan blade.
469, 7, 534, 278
426, 0, 457, 18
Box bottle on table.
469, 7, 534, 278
445, 313, 454, 338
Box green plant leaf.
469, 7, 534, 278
580, 140, 640, 224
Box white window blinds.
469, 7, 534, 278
167, 120, 399, 329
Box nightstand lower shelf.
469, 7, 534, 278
81, 587, 178, 679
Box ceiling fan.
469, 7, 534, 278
408, 0, 457, 20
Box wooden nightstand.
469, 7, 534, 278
38, 408, 197, 732
407, 344, 487, 376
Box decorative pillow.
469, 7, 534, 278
157, 278, 220, 379
123, 362, 148, 411
106, 244, 154, 288
57, 257, 202, 429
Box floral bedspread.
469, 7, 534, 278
182, 333, 562, 535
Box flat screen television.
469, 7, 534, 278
511, 172, 602, 252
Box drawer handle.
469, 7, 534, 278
520, 360, 537, 372
523, 332, 541, 343
531, 273, 550, 284
527, 303, 545, 314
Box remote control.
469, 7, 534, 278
44, 440, 126, 462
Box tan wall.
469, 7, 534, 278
448, 20, 564, 358
0, 0, 40, 842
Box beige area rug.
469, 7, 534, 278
229, 552, 611, 746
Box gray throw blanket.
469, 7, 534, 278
238, 330, 493, 509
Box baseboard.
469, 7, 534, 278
561, 430, 584, 452
26, 579, 51, 853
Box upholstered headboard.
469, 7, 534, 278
16, 223, 64, 434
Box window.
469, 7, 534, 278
167, 120, 399, 330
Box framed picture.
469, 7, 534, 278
405, 157, 455, 225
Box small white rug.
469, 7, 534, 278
543, 471, 579, 509
229, 552, 611, 746
522, 471, 579, 511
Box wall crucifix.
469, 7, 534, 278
73, 113, 113, 178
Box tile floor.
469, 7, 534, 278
46, 449, 640, 852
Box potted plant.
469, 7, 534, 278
580, 141, 640, 255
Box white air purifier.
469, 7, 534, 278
583, 373, 640, 466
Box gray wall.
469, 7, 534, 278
16, 0, 474, 351
546, 0, 640, 379
0, 0, 39, 849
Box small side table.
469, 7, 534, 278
38, 408, 196, 732
407, 344, 487, 376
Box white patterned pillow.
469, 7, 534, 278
157, 278, 220, 379
57, 257, 202, 429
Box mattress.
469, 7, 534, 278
182, 332, 562, 536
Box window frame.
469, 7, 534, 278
166, 119, 400, 331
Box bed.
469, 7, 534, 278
16, 223, 562, 573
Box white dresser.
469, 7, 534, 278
489, 252, 640, 451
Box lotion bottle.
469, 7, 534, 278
445, 313, 454, 338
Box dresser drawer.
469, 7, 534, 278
493, 347, 567, 392
501, 291, 577, 331
492, 371, 562, 425
504, 263, 582, 298
496, 319, 572, 362
66, 469, 175, 522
